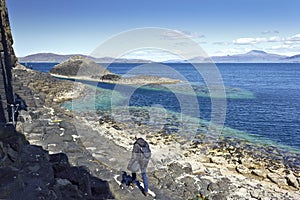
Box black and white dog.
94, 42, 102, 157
120, 171, 133, 189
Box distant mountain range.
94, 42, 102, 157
18, 50, 300, 63
18, 53, 152, 63
168, 50, 300, 63
211, 50, 300, 63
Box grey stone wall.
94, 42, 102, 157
0, 0, 17, 126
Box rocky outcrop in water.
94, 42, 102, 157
50, 56, 181, 85
50, 55, 111, 77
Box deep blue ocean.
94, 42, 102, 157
24, 62, 300, 153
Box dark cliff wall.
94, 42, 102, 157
0, 0, 17, 126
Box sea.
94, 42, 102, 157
23, 62, 300, 154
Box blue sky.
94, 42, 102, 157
6, 0, 300, 60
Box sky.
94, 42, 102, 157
6, 0, 300, 61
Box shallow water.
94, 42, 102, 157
26, 62, 300, 153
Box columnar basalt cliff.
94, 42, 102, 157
0, 0, 17, 126
0, 1, 114, 199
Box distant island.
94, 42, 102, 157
50, 56, 181, 85
18, 53, 152, 63
19, 50, 300, 63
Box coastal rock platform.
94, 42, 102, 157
7, 65, 300, 199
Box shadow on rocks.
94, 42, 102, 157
0, 125, 114, 200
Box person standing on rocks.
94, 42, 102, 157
127, 133, 151, 196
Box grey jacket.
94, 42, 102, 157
127, 138, 151, 173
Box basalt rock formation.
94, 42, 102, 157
0, 1, 114, 199
50, 56, 111, 77
0, 0, 17, 126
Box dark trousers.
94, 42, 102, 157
132, 172, 148, 192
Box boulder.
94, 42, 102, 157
90, 176, 112, 198
167, 161, 193, 177
267, 173, 287, 188
250, 189, 261, 199
192, 163, 207, 175
207, 178, 232, 197
54, 166, 92, 196
286, 173, 299, 188
236, 165, 250, 174
0, 166, 21, 199
49, 153, 70, 173
251, 169, 267, 178
197, 178, 212, 197
210, 156, 227, 165
101, 74, 121, 81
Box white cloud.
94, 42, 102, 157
268, 36, 281, 42
284, 41, 294, 45
233, 37, 267, 45
212, 33, 300, 56
269, 44, 293, 50
233, 36, 282, 45
266, 41, 300, 56
287, 34, 300, 42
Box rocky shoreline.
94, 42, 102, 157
8, 64, 300, 199
74, 110, 300, 199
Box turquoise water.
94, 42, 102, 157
25, 62, 300, 153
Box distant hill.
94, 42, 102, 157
19, 51, 300, 63
281, 54, 300, 63
18, 53, 89, 63
210, 50, 287, 63
167, 50, 300, 63
18, 53, 152, 63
